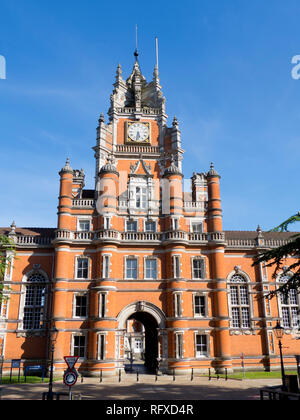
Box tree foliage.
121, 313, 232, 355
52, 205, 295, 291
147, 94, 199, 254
252, 212, 300, 298
0, 234, 16, 304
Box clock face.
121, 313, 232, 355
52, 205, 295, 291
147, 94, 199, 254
128, 123, 149, 142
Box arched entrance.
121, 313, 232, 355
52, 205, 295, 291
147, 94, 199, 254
117, 301, 167, 374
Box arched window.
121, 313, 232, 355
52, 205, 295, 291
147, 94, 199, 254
229, 273, 251, 328
278, 273, 300, 329
23, 272, 47, 330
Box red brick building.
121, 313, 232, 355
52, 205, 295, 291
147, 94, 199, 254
0, 54, 299, 376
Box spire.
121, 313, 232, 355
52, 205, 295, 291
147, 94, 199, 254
134, 24, 139, 63
116, 63, 123, 81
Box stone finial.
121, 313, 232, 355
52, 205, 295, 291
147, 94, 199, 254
163, 154, 183, 177
172, 116, 179, 127
9, 220, 16, 234
60, 158, 73, 174
256, 225, 263, 236
207, 162, 219, 177
8, 220, 17, 242
99, 113, 105, 124
116, 63, 122, 77
99, 153, 119, 176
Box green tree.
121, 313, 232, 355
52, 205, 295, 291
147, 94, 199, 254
0, 234, 16, 304
252, 212, 300, 298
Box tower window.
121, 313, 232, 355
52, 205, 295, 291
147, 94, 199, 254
126, 258, 138, 280
175, 333, 184, 359
74, 294, 88, 318
78, 220, 91, 232
99, 293, 107, 318
174, 293, 182, 317
76, 258, 89, 279
194, 294, 206, 317
195, 334, 208, 357
191, 222, 203, 233
136, 187, 148, 209
192, 258, 205, 279
73, 335, 86, 358
98, 334, 106, 360
173, 256, 181, 279
102, 255, 110, 278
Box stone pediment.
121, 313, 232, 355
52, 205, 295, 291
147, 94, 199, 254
130, 156, 152, 177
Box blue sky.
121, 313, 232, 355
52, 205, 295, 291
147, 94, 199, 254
0, 0, 299, 231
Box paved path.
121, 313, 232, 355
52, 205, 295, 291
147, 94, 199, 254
0, 374, 282, 400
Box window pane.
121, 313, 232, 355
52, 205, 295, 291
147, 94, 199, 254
79, 221, 90, 231
74, 336, 85, 358
75, 295, 87, 317
126, 259, 138, 279
127, 221, 137, 232
145, 259, 157, 279
196, 335, 207, 356
193, 259, 203, 279
239, 286, 249, 305
194, 295, 205, 316
145, 221, 156, 232
77, 258, 89, 279
282, 307, 290, 328
192, 223, 202, 233
99, 335, 105, 360
241, 308, 250, 328
232, 307, 240, 328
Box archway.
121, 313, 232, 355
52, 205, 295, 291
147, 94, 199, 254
117, 301, 167, 373
127, 311, 158, 372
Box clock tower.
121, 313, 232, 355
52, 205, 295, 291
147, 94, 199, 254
93, 52, 184, 185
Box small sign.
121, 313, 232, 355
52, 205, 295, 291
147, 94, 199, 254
64, 356, 79, 371
63, 370, 78, 387
11, 359, 21, 369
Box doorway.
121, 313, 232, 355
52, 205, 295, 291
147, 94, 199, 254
124, 311, 159, 373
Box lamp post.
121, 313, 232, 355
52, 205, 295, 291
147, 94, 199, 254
47, 321, 59, 400
273, 321, 287, 391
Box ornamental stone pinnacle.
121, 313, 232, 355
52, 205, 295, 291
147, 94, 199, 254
207, 162, 220, 178
60, 158, 73, 174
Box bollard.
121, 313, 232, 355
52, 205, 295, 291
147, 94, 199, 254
137, 369, 139, 382
81, 375, 84, 383
191, 368, 194, 381
119, 369, 121, 382
208, 368, 211, 381
100, 369, 103, 383
225, 368, 228, 381
173, 369, 175, 381
155, 368, 158, 382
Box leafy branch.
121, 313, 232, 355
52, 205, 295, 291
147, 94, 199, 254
252, 212, 300, 298
0, 234, 16, 305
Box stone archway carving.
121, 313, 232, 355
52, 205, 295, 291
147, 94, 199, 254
117, 301, 166, 330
